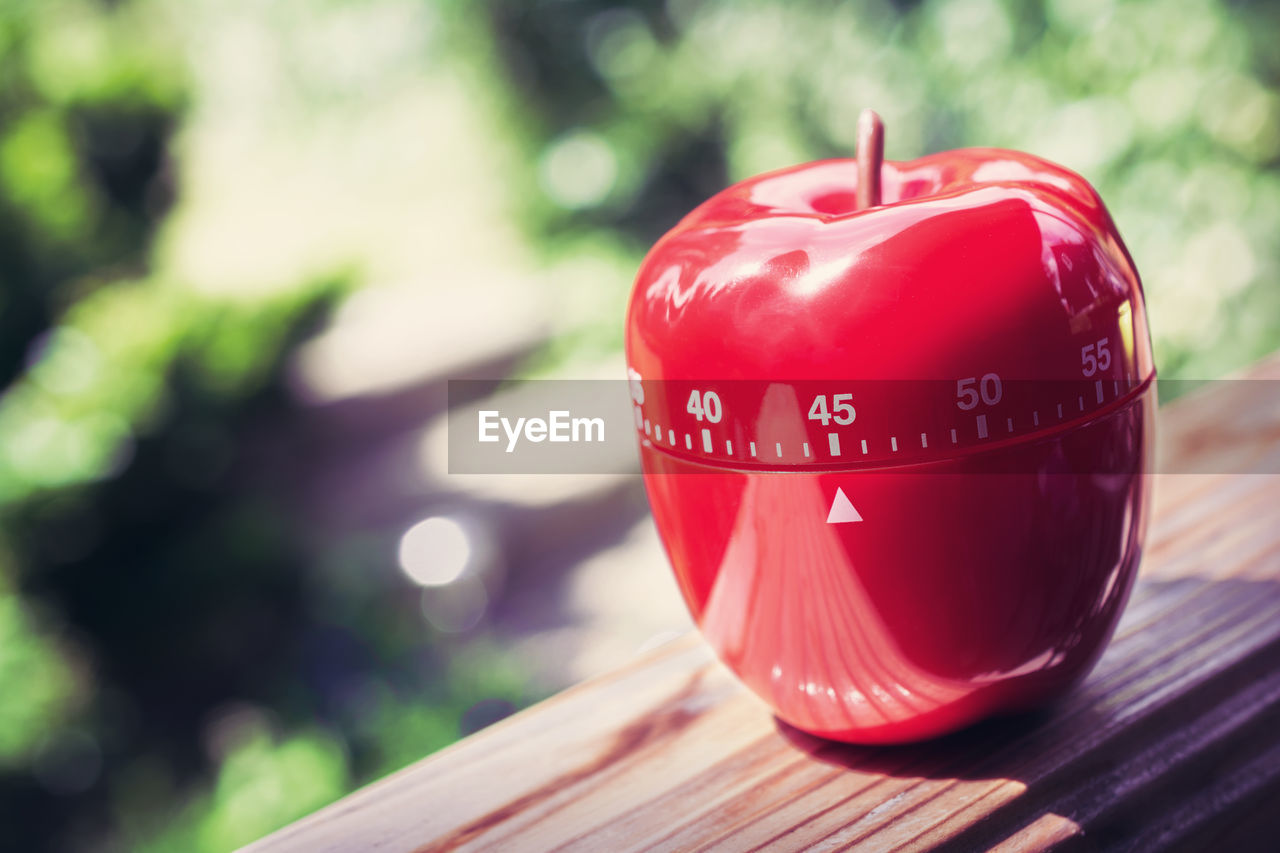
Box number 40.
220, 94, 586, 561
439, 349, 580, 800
686, 389, 723, 423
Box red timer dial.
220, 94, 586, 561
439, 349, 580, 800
626, 112, 1155, 744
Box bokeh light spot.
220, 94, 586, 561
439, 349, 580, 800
420, 575, 488, 634
398, 516, 472, 587
585, 9, 656, 82
539, 130, 617, 209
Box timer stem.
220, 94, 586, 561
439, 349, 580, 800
856, 109, 884, 210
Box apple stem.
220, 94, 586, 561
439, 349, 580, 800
856, 109, 884, 210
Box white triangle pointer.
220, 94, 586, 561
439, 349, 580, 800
826, 487, 863, 524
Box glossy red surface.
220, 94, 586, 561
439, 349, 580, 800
626, 149, 1156, 743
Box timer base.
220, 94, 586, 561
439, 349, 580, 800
641, 390, 1154, 744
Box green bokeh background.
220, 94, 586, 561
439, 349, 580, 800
1, 0, 1278, 849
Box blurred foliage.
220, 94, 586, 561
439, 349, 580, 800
475, 0, 1280, 381
2, 0, 1280, 850
0, 2, 528, 850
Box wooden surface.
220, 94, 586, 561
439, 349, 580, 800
247, 355, 1280, 852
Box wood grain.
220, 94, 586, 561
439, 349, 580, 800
245, 354, 1280, 852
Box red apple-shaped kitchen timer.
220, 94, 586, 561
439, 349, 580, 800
626, 111, 1155, 744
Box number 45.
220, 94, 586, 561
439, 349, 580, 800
808, 394, 855, 425
1082, 338, 1111, 377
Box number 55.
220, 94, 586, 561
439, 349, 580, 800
1081, 338, 1111, 377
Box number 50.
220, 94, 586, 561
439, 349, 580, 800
956, 374, 1002, 410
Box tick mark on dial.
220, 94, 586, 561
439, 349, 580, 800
828, 433, 841, 456
701, 429, 712, 453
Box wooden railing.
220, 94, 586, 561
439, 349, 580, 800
246, 353, 1280, 852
